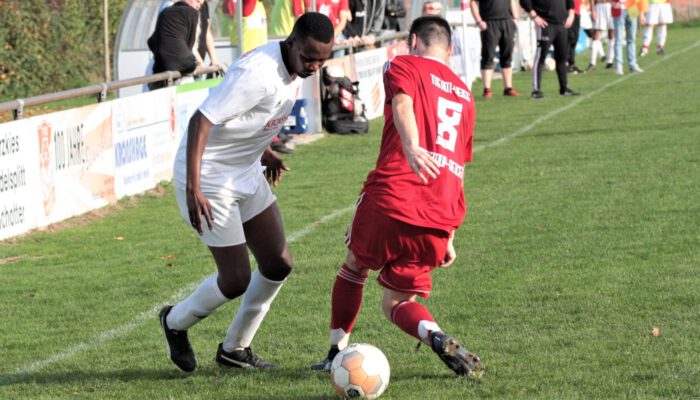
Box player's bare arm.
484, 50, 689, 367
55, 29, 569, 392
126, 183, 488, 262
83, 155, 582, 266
185, 110, 215, 235
565, 9, 575, 28
261, 147, 289, 187
392, 93, 440, 184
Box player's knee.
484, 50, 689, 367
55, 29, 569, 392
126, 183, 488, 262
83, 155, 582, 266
258, 249, 293, 281
217, 270, 251, 299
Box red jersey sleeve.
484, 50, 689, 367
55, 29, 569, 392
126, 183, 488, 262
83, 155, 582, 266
383, 57, 417, 102
242, 0, 257, 17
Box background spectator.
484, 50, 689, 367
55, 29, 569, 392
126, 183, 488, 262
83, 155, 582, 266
147, 0, 204, 90
640, 0, 673, 56
269, 0, 312, 37
612, 0, 647, 74
470, 0, 522, 98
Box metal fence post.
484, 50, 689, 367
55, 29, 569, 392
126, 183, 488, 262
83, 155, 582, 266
13, 99, 24, 120
98, 83, 108, 103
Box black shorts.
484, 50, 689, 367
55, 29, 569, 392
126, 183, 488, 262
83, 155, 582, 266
480, 19, 517, 70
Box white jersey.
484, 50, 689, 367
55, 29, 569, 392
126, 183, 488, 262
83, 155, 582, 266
173, 41, 302, 195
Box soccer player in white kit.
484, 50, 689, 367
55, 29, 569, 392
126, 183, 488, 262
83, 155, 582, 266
588, 0, 616, 70
159, 12, 334, 372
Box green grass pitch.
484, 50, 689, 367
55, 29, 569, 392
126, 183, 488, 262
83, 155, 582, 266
1, 25, 698, 399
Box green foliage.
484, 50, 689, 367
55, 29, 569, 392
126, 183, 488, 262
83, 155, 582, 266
0, 0, 129, 102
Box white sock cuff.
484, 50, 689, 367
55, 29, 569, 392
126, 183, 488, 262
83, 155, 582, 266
253, 267, 286, 285
417, 320, 441, 343
208, 274, 230, 302
330, 328, 350, 349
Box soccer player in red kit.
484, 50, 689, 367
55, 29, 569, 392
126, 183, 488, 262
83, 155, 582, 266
311, 15, 481, 376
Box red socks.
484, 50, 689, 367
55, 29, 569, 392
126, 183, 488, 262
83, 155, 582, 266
330, 264, 368, 333
391, 301, 436, 341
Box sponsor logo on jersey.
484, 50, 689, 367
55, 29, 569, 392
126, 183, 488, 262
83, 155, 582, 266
430, 74, 471, 102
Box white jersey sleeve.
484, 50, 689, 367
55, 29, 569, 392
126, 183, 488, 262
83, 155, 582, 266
199, 66, 270, 125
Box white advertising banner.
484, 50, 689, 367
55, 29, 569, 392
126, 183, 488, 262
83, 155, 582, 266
28, 103, 116, 227
174, 88, 209, 149
112, 87, 177, 198
353, 48, 389, 120
0, 120, 42, 240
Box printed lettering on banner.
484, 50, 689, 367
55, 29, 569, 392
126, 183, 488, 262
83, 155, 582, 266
0, 119, 42, 240
112, 88, 176, 198
354, 48, 389, 120
29, 103, 116, 227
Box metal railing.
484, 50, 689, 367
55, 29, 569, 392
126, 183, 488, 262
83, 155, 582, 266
0, 30, 416, 121
0, 65, 224, 120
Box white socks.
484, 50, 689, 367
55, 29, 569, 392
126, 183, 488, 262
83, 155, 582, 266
590, 40, 603, 65
222, 268, 285, 352
606, 38, 615, 63
167, 274, 229, 331
657, 25, 667, 47
330, 328, 350, 350
417, 320, 441, 344
643, 26, 653, 47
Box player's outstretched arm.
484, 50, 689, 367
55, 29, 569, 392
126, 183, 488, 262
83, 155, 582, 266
392, 93, 440, 184
186, 111, 215, 235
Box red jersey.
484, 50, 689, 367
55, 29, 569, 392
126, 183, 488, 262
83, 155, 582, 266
316, 0, 349, 29
361, 55, 475, 232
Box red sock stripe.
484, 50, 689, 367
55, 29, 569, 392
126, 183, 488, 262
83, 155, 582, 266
330, 264, 367, 332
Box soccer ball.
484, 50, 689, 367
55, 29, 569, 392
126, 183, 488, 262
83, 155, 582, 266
331, 343, 390, 399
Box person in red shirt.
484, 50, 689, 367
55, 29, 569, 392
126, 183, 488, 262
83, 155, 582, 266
310, 15, 481, 376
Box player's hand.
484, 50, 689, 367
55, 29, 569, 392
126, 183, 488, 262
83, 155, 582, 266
262, 147, 289, 187
403, 143, 440, 184
477, 20, 487, 31
186, 187, 213, 236
534, 15, 548, 28
439, 235, 457, 268
565, 15, 574, 28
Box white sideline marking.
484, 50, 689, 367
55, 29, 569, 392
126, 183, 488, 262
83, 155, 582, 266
4, 40, 698, 384
473, 39, 700, 153
2, 206, 354, 385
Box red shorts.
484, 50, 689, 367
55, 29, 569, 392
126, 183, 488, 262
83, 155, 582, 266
345, 194, 450, 298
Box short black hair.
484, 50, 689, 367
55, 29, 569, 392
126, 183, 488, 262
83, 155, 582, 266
409, 15, 452, 49
290, 12, 334, 44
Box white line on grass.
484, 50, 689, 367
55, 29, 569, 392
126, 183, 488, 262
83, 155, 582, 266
473, 39, 700, 153
2, 205, 356, 385
5, 39, 698, 385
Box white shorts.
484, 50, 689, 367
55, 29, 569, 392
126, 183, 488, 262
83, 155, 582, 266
647, 3, 673, 25
594, 3, 614, 30
580, 8, 593, 30
175, 172, 277, 247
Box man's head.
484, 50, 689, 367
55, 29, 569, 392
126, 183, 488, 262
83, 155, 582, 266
422, 1, 444, 16
283, 13, 335, 78
408, 15, 452, 60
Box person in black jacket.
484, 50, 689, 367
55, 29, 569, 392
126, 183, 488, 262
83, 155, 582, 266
520, 0, 580, 98
147, 0, 203, 90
